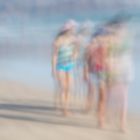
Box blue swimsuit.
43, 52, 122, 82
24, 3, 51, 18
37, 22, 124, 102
57, 43, 75, 72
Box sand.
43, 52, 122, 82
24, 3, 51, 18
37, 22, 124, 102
0, 80, 139, 140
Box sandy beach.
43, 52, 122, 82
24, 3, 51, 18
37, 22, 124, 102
0, 80, 139, 140
0, 0, 139, 139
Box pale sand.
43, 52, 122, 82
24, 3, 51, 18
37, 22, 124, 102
0, 80, 139, 140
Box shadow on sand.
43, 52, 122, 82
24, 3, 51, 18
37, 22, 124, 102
0, 102, 97, 129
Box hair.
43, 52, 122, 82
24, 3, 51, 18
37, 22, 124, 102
105, 13, 132, 29
56, 30, 69, 39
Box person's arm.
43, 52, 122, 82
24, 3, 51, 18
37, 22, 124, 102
103, 39, 111, 71
83, 43, 91, 82
52, 40, 59, 78
72, 37, 80, 62
83, 62, 89, 82
83, 39, 97, 81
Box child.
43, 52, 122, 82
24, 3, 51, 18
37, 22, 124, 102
52, 20, 79, 116
84, 29, 110, 128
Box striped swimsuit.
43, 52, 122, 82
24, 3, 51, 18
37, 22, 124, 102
57, 43, 75, 72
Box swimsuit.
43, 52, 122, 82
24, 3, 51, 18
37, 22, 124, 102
87, 44, 108, 83
57, 43, 75, 72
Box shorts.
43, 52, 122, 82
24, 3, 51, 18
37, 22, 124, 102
56, 63, 75, 72
89, 71, 107, 85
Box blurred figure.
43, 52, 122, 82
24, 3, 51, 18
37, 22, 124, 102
84, 28, 110, 128
52, 20, 79, 116
77, 21, 94, 62
106, 15, 134, 132
74, 21, 94, 106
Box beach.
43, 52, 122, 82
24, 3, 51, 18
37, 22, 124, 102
0, 4, 139, 139
0, 80, 139, 140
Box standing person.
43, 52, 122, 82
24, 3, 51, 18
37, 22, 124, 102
84, 29, 110, 128
106, 16, 134, 132
52, 20, 79, 116
77, 21, 94, 65
75, 21, 94, 107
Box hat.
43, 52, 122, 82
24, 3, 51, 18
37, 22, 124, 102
61, 19, 78, 32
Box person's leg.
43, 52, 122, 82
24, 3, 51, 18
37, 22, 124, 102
54, 79, 60, 110
106, 80, 113, 123
85, 79, 95, 113
120, 83, 128, 132
57, 71, 68, 115
63, 72, 73, 116
98, 80, 107, 128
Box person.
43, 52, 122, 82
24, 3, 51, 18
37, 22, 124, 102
77, 21, 94, 61
84, 29, 110, 128
106, 17, 134, 132
74, 21, 94, 106
52, 20, 79, 116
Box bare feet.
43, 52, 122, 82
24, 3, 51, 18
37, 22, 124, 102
98, 120, 105, 129
120, 124, 127, 133
62, 110, 73, 117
